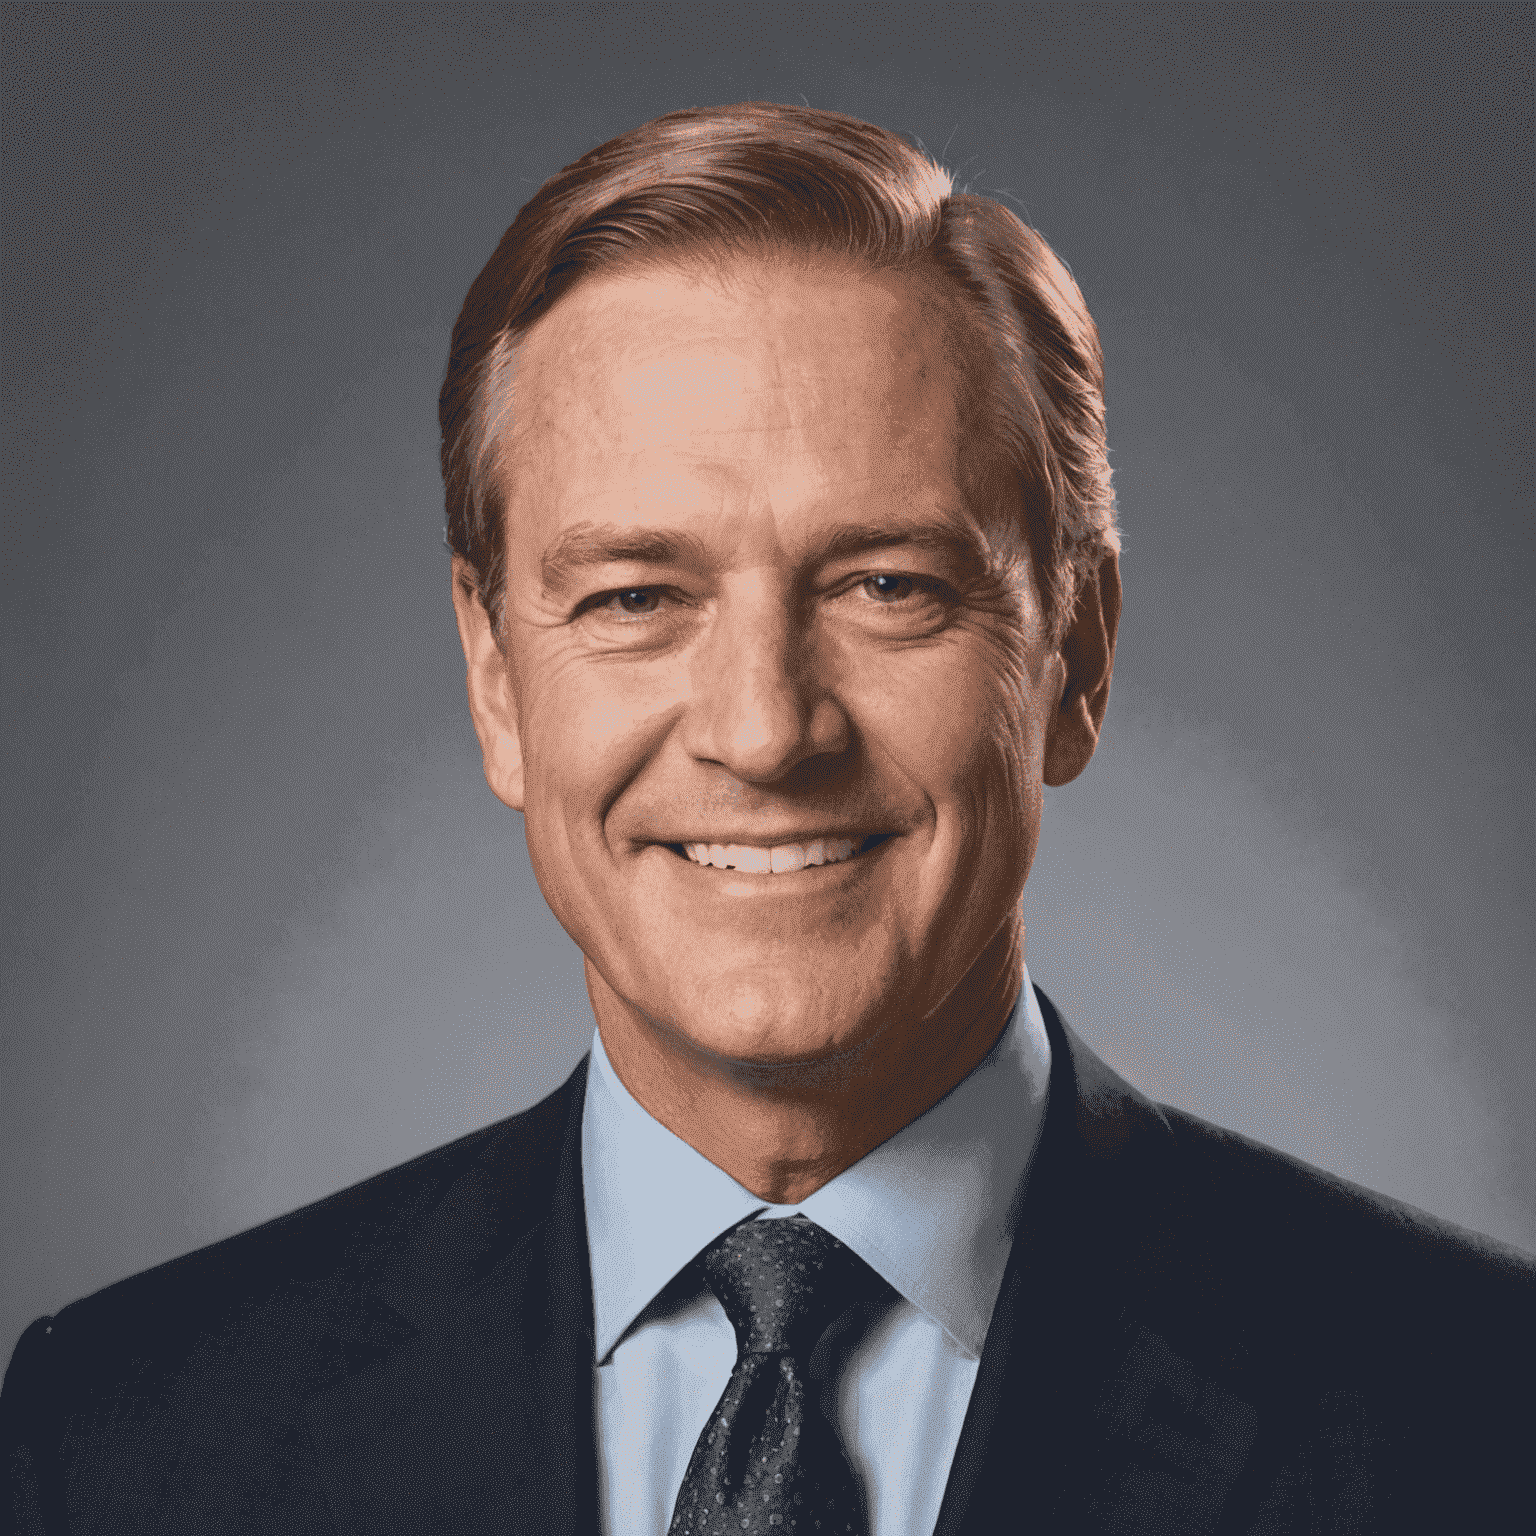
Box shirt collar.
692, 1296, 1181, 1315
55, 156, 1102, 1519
581, 966, 1052, 1363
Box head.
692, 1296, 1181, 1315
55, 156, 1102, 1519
442, 103, 1119, 1100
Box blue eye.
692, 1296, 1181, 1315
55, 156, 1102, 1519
613, 589, 661, 615
863, 574, 914, 601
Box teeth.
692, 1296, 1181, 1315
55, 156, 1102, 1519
683, 837, 861, 871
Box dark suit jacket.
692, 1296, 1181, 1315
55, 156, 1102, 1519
4, 988, 1532, 1534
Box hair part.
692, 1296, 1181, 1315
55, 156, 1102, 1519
440, 102, 1119, 644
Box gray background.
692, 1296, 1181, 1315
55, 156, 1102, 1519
3, 2, 1532, 1357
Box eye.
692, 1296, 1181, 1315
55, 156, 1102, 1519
861, 574, 917, 602
596, 587, 665, 619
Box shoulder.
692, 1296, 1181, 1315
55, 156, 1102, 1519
1143, 1101, 1533, 1346
13, 1058, 583, 1365
1037, 986, 1534, 1338
1033, 991, 1534, 1527
1, 1059, 587, 1512
1145, 1110, 1533, 1525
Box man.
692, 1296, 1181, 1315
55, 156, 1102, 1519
3, 102, 1530, 1536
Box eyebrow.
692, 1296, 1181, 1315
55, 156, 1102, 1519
539, 515, 992, 594
540, 524, 711, 592
812, 519, 992, 574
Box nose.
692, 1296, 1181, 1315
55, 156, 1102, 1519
683, 579, 851, 784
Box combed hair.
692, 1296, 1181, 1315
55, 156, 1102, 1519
439, 102, 1119, 642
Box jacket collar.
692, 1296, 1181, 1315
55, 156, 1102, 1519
302, 1057, 599, 1536
935, 988, 1263, 1536
931, 984, 1170, 1532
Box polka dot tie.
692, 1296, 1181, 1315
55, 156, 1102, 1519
667, 1217, 875, 1536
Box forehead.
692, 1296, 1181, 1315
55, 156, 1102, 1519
499, 257, 982, 554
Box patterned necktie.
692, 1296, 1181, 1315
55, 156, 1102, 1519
667, 1217, 876, 1536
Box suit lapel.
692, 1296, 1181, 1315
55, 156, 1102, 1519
934, 987, 1153, 1534
303, 1061, 599, 1536
936, 990, 1263, 1536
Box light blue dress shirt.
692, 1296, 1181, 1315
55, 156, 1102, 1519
582, 967, 1053, 1536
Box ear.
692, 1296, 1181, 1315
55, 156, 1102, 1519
1043, 550, 1120, 787
450, 556, 525, 811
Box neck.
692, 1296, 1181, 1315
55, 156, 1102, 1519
589, 922, 1022, 1204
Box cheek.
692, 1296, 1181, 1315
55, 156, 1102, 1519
516, 647, 675, 843
953, 678, 1042, 868
850, 631, 1044, 834
514, 665, 656, 961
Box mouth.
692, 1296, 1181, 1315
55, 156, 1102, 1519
664, 833, 894, 874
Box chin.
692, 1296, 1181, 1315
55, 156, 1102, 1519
658, 970, 883, 1071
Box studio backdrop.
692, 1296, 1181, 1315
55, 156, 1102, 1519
3, 1, 1532, 1356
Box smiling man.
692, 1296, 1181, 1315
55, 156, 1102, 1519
456, 251, 1083, 1214
4, 103, 1531, 1536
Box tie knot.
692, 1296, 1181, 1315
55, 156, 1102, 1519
697, 1217, 873, 1357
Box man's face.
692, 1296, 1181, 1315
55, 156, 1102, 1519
467, 256, 1075, 1072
